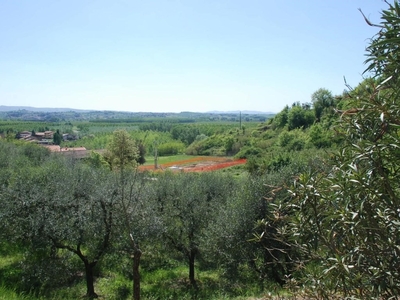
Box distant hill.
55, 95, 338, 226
0, 106, 274, 115
0, 106, 274, 122
0, 105, 92, 113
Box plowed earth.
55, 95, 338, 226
138, 157, 246, 172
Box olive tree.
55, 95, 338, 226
2, 157, 117, 298
204, 174, 284, 287
114, 170, 162, 300
103, 129, 155, 300
154, 172, 235, 287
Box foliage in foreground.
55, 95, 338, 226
0, 140, 289, 299
256, 2, 400, 298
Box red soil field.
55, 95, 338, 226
138, 157, 246, 172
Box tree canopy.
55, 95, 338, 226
105, 129, 139, 171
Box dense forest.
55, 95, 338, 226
1, 3, 400, 300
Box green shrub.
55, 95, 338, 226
157, 141, 185, 156
308, 123, 332, 148
278, 129, 310, 151
234, 146, 263, 159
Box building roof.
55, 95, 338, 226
60, 147, 87, 152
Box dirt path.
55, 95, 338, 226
138, 157, 246, 172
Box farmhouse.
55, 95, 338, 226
43, 145, 90, 159
44, 131, 54, 139
18, 131, 31, 138
34, 132, 45, 138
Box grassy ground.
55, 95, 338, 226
0, 244, 279, 300
143, 154, 202, 166
0, 286, 30, 300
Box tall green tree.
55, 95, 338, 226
105, 130, 138, 171
311, 88, 335, 121
136, 140, 146, 165
53, 129, 62, 145
271, 105, 289, 129
287, 105, 315, 130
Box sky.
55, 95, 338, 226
0, 0, 390, 113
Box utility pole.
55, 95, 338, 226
154, 140, 158, 169
239, 111, 242, 131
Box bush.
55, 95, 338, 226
308, 123, 332, 148
277, 129, 310, 151
157, 141, 185, 156
234, 146, 263, 159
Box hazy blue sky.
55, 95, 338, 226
0, 0, 388, 113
